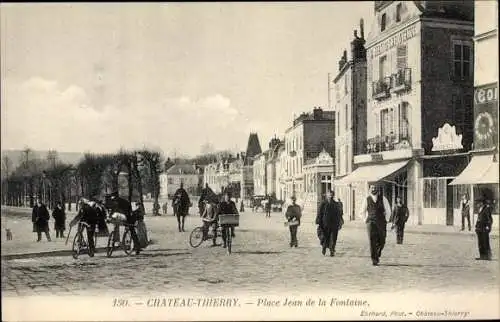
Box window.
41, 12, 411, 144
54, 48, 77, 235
344, 74, 348, 94
396, 45, 407, 70
381, 13, 387, 31
168, 178, 173, 184
379, 55, 387, 80
396, 3, 402, 22
399, 102, 409, 139
453, 41, 472, 80
380, 109, 390, 136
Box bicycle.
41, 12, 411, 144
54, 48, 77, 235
71, 221, 97, 259
189, 222, 222, 248
106, 219, 135, 257
218, 214, 239, 255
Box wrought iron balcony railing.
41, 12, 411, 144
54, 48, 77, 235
390, 68, 411, 92
372, 77, 391, 99
364, 133, 412, 154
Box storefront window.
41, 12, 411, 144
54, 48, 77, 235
423, 178, 447, 208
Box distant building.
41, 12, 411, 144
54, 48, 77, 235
241, 133, 262, 200
303, 148, 335, 214
252, 137, 282, 197
283, 107, 335, 204
160, 164, 203, 200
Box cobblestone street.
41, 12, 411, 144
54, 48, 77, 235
2, 208, 499, 298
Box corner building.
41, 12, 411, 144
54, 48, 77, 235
337, 1, 475, 225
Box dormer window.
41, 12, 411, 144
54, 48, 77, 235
381, 13, 387, 31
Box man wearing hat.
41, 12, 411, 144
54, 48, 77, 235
475, 196, 493, 260
359, 185, 391, 266
316, 190, 343, 256
285, 195, 302, 247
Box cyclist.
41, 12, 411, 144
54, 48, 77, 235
77, 198, 99, 254
201, 200, 219, 246
218, 191, 238, 248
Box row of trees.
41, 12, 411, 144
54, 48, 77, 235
1, 147, 164, 212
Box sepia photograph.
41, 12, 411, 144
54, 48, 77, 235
1, 1, 499, 321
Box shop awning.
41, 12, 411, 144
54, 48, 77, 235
334, 160, 409, 185
449, 154, 496, 185
475, 162, 499, 184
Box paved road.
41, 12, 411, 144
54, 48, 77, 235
2, 208, 498, 298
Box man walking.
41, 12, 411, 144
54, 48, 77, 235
52, 201, 66, 238
316, 190, 343, 256
265, 194, 272, 218
461, 194, 471, 231
359, 185, 391, 266
475, 197, 493, 260
285, 196, 302, 247
32, 198, 51, 242
389, 196, 409, 244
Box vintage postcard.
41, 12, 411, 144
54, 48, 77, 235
1, 1, 499, 321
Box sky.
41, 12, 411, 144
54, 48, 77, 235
1, 2, 373, 157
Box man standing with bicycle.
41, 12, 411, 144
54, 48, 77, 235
218, 191, 238, 248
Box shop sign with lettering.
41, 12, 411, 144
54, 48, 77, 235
370, 25, 418, 58
431, 123, 463, 152
474, 84, 498, 105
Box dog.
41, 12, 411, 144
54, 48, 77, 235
5, 228, 13, 241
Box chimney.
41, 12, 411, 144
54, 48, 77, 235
313, 107, 323, 120
360, 18, 364, 39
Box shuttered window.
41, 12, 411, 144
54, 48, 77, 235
396, 45, 407, 70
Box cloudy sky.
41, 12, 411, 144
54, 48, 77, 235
1, 2, 373, 157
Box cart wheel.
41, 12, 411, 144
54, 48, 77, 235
189, 227, 204, 248
72, 232, 81, 259
226, 227, 232, 255
106, 231, 116, 258
122, 229, 133, 255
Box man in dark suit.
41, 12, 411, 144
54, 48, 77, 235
218, 191, 238, 248
389, 196, 409, 244
32, 198, 51, 242
316, 191, 343, 256
475, 197, 493, 260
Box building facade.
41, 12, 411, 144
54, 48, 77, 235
337, 1, 475, 225
160, 164, 203, 199
303, 148, 335, 214
252, 152, 268, 196
451, 0, 499, 217
333, 19, 368, 221
241, 133, 263, 201
266, 138, 283, 199
283, 107, 335, 205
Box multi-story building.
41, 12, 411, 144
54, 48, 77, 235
252, 152, 268, 196
160, 164, 203, 199
241, 133, 262, 201
337, 1, 475, 226
276, 142, 287, 202
266, 137, 283, 199
283, 107, 335, 204
333, 19, 368, 221
451, 0, 498, 217
203, 154, 243, 197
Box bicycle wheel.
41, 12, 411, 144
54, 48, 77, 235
122, 228, 133, 255
226, 226, 232, 255
72, 231, 81, 259
106, 230, 116, 258
189, 227, 204, 248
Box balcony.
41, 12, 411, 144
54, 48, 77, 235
390, 68, 411, 93
372, 77, 391, 100
364, 133, 412, 154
